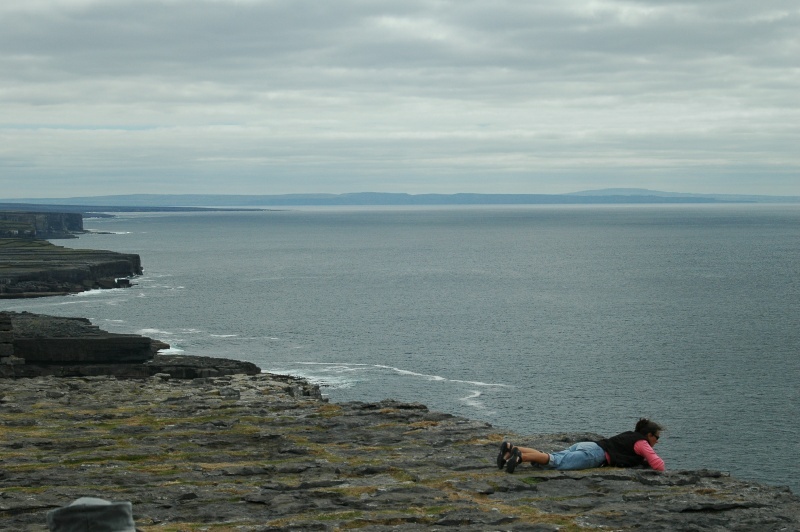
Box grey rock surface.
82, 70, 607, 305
1, 374, 797, 531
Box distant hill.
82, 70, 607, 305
569, 188, 706, 197
0, 202, 266, 214
568, 188, 798, 203
2, 190, 798, 209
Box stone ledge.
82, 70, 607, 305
1, 374, 797, 531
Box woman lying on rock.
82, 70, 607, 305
498, 418, 665, 473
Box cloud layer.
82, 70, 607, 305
2, 0, 799, 197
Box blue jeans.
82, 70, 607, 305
547, 441, 606, 470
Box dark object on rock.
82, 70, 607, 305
46, 497, 136, 532
505, 446, 522, 473
497, 441, 512, 469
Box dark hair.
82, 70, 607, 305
635, 418, 663, 436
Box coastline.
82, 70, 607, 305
0, 238, 142, 299
2, 212, 799, 529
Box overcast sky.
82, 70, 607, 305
1, 0, 798, 198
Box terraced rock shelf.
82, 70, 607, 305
0, 238, 142, 298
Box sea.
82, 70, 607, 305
2, 205, 798, 493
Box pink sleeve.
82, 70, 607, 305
633, 440, 665, 471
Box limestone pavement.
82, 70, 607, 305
1, 373, 798, 531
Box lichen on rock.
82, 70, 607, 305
1, 373, 797, 531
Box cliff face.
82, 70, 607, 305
0, 211, 83, 239
1, 373, 797, 531
0, 211, 125, 298
0, 239, 142, 298
0, 312, 260, 379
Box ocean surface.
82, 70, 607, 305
3, 205, 798, 493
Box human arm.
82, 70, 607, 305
633, 440, 665, 471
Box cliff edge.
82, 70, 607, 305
1, 373, 797, 531
0, 311, 260, 379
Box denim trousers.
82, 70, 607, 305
547, 441, 606, 470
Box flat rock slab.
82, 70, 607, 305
1, 374, 798, 531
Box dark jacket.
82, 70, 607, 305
596, 431, 648, 467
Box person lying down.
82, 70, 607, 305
498, 418, 665, 473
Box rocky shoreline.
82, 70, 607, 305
1, 372, 798, 531
0, 238, 142, 298
1, 311, 260, 379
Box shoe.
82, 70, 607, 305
505, 447, 522, 474
496, 441, 512, 469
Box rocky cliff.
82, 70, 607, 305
0, 311, 259, 379
0, 239, 142, 298
0, 211, 83, 239
1, 373, 797, 531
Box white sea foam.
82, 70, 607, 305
459, 390, 494, 412
145, 273, 174, 279
263, 368, 356, 390
51, 300, 91, 306
73, 289, 116, 297
449, 378, 511, 388
283, 362, 511, 389
210, 334, 238, 338
137, 328, 173, 336
293, 363, 373, 378
374, 364, 511, 387
297, 362, 371, 367
157, 347, 185, 355
375, 365, 447, 381
67, 289, 133, 304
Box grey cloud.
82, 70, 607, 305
4, 1, 795, 91
1, 2, 787, 70
1, 0, 798, 196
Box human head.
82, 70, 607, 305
634, 418, 663, 442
